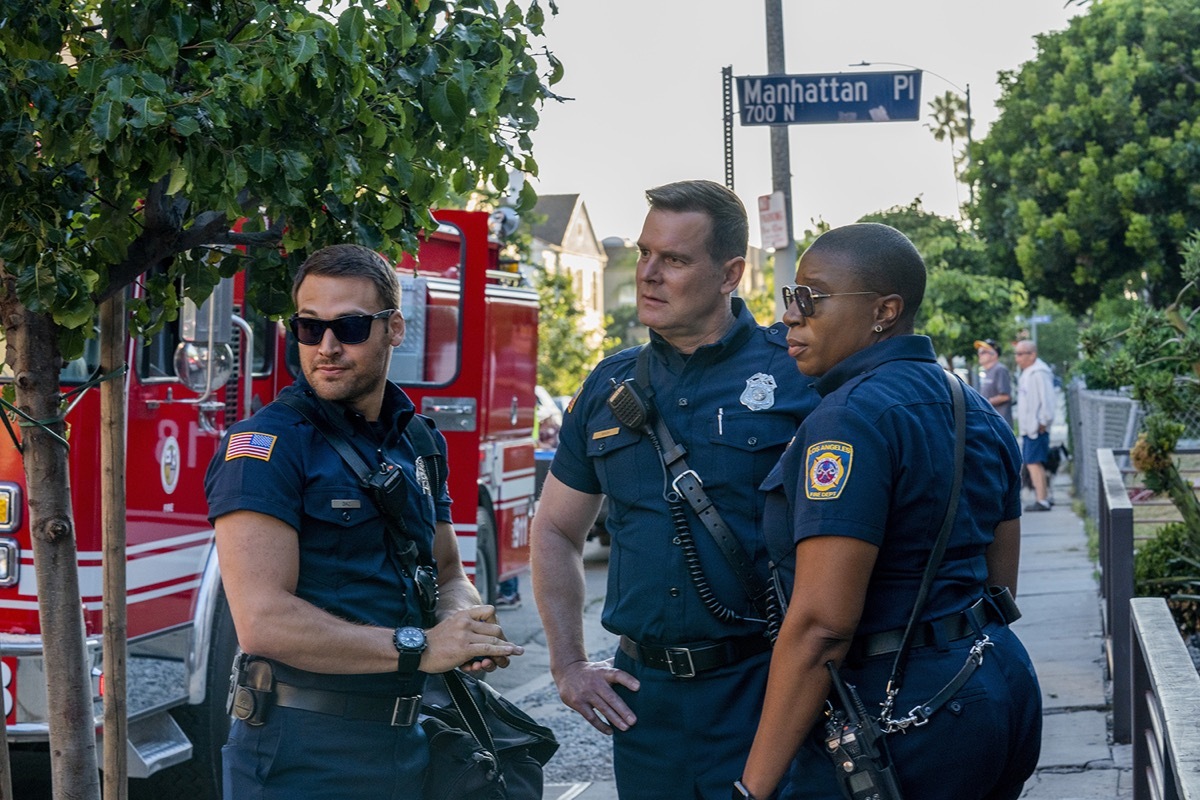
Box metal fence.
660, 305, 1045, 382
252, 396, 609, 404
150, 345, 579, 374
1131, 597, 1200, 800
1068, 382, 1142, 521
1068, 381, 1200, 520
1098, 448, 1136, 743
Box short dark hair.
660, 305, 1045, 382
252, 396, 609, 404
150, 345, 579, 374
802, 223, 926, 324
292, 244, 400, 311
645, 180, 748, 265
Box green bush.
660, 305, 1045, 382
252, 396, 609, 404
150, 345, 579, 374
1135, 521, 1200, 635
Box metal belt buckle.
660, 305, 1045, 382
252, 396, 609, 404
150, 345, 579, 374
670, 469, 702, 496
391, 694, 421, 727
664, 647, 697, 678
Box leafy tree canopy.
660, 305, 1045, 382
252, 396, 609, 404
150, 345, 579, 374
534, 269, 596, 397
969, 0, 1200, 315
858, 200, 1028, 364
0, 0, 557, 356
603, 302, 647, 357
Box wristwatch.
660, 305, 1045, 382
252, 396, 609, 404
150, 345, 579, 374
393, 626, 427, 674
732, 780, 757, 800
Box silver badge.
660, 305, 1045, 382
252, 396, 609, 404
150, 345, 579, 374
740, 373, 777, 411
415, 458, 433, 496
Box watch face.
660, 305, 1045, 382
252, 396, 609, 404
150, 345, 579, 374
396, 627, 425, 650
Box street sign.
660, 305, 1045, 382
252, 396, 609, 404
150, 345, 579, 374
736, 70, 922, 126
1030, 315, 1052, 324
758, 191, 789, 250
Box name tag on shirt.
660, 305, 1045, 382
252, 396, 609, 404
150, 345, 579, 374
592, 427, 620, 440
331, 499, 361, 509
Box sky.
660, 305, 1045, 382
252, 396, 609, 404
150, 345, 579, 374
527, 0, 1087, 248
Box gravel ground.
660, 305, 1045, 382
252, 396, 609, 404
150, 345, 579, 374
520, 644, 618, 783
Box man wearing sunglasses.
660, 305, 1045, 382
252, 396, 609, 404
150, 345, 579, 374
532, 180, 820, 799
205, 244, 523, 799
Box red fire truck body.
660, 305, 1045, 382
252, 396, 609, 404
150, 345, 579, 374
0, 209, 537, 793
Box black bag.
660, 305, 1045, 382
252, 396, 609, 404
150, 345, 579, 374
420, 669, 558, 800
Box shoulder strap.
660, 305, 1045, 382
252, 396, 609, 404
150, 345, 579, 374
275, 393, 431, 567
885, 370, 967, 696
275, 393, 375, 485
441, 669, 498, 758
633, 346, 771, 612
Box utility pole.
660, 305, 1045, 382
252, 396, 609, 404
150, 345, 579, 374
765, 0, 795, 319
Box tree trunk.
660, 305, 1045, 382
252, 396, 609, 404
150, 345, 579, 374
0, 290, 101, 800
100, 294, 128, 800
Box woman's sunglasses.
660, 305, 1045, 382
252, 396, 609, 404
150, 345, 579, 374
288, 309, 396, 346
780, 285, 878, 317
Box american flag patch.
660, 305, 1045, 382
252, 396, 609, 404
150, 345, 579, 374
225, 432, 277, 462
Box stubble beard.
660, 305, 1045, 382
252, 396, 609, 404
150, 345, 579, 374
304, 358, 380, 407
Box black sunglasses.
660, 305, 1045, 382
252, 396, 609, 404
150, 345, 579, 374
289, 309, 396, 346
781, 285, 879, 317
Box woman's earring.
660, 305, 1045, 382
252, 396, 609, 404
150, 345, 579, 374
873, 324, 884, 333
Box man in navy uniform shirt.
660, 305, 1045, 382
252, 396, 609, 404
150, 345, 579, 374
206, 244, 522, 799
531, 180, 819, 799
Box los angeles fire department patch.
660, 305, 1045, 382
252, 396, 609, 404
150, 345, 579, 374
805, 440, 853, 500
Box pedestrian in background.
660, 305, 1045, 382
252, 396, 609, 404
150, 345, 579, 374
975, 337, 1013, 426
1014, 338, 1056, 511
738, 223, 1040, 800
531, 180, 819, 799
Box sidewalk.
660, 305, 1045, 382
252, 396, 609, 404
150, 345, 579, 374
542, 473, 1130, 800
1016, 472, 1132, 799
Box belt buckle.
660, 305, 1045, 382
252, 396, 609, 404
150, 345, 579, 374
664, 647, 696, 678
670, 469, 702, 496
391, 694, 421, 727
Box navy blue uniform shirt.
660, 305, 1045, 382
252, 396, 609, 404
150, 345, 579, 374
552, 298, 820, 644
205, 378, 451, 692
761, 335, 1022, 634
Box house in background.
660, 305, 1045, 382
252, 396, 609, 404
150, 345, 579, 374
601, 236, 647, 353
528, 193, 607, 347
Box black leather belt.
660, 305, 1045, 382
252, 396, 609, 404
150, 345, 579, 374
274, 681, 422, 727
850, 598, 995, 661
618, 634, 771, 678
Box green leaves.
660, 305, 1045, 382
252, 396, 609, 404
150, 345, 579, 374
970, 0, 1200, 315
0, 0, 556, 353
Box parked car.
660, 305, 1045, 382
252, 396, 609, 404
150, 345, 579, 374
533, 386, 607, 545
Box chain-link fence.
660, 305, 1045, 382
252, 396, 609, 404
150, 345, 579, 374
1068, 381, 1142, 522
1068, 380, 1200, 522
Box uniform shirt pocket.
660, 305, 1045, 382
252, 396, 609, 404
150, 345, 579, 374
708, 410, 797, 453
300, 487, 389, 590
584, 423, 648, 498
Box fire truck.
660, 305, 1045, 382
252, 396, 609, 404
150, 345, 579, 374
0, 209, 539, 795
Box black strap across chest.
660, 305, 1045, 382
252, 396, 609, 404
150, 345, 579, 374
633, 346, 772, 614
274, 392, 446, 563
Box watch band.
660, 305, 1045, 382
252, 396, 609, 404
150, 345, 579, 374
393, 626, 426, 674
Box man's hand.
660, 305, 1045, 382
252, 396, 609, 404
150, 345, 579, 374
554, 657, 640, 735
421, 605, 523, 674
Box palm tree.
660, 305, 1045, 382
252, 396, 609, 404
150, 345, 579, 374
926, 89, 972, 202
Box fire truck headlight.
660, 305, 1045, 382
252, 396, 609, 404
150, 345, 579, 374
0, 538, 17, 587
173, 342, 235, 393
0, 483, 20, 533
